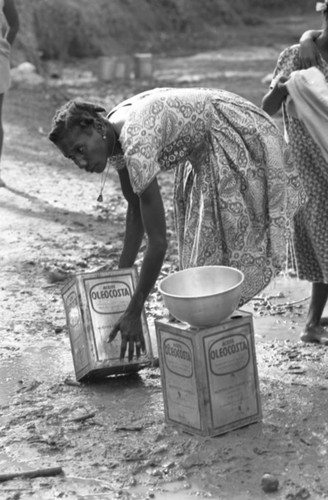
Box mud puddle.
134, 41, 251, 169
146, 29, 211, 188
128, 479, 214, 500
0, 340, 72, 406
0, 324, 160, 404
243, 274, 313, 343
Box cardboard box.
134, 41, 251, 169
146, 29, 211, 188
155, 311, 261, 437
61, 267, 153, 381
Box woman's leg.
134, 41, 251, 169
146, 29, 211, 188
301, 282, 328, 343
0, 93, 5, 187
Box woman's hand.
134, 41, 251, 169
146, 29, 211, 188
276, 75, 289, 97
299, 29, 322, 69
108, 310, 146, 361
262, 75, 289, 116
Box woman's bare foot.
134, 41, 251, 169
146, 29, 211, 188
300, 325, 328, 344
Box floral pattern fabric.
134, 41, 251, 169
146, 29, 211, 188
271, 45, 328, 283
113, 88, 301, 303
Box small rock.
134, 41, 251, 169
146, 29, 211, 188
163, 461, 175, 471
149, 468, 162, 477
11, 65, 45, 86
153, 430, 165, 442
295, 487, 311, 499
261, 473, 279, 493
46, 269, 72, 283
9, 492, 21, 500
17, 62, 37, 73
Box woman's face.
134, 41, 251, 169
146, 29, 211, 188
57, 124, 108, 174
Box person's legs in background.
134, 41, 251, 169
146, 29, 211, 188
0, 93, 5, 187
301, 282, 328, 343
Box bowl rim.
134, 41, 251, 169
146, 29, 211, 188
158, 265, 245, 300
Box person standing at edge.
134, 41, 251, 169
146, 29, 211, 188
297, 1, 328, 68
48, 87, 301, 360
262, 1, 328, 344
0, 0, 19, 187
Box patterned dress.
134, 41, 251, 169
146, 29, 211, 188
271, 45, 328, 283
109, 87, 301, 304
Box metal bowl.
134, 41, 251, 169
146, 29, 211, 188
158, 265, 244, 327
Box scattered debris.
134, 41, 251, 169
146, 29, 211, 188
261, 473, 279, 493
45, 268, 73, 283
114, 425, 144, 432
64, 378, 81, 388
70, 412, 96, 423
251, 292, 310, 317
0, 466, 63, 482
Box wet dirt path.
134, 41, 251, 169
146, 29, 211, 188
1, 14, 328, 499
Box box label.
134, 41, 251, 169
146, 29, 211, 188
160, 333, 201, 430
89, 281, 132, 315
83, 273, 150, 363
163, 338, 193, 377
209, 334, 250, 375
204, 326, 259, 429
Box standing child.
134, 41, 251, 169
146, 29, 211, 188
0, 0, 19, 187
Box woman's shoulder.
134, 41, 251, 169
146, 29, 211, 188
278, 44, 300, 63
108, 88, 171, 117
274, 44, 301, 74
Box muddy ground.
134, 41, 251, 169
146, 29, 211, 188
1, 12, 328, 500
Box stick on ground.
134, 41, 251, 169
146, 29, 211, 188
0, 466, 63, 482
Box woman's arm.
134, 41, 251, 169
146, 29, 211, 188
299, 29, 322, 68
127, 177, 167, 316
108, 176, 167, 361
262, 76, 289, 116
3, 0, 19, 46
118, 167, 144, 268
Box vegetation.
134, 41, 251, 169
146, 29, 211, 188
13, 0, 313, 64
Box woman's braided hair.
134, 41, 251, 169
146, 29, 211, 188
48, 100, 106, 145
